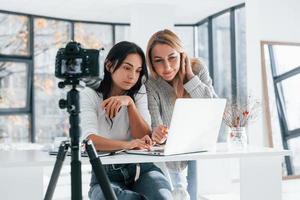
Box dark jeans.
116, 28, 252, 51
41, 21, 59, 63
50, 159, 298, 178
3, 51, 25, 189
89, 163, 172, 200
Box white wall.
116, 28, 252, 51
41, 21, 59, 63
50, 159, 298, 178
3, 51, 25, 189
245, 0, 300, 146
129, 4, 175, 51
127, 0, 300, 147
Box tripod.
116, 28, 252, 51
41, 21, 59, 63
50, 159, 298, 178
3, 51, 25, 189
44, 79, 117, 200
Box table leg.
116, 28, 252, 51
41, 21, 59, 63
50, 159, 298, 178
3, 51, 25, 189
240, 156, 282, 200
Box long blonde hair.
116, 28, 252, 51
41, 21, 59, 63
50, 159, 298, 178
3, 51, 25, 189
146, 29, 200, 98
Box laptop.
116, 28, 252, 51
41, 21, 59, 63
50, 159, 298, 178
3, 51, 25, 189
49, 150, 111, 157
126, 98, 226, 156
49, 149, 126, 157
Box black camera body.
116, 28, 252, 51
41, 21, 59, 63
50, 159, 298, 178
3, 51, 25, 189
55, 41, 100, 79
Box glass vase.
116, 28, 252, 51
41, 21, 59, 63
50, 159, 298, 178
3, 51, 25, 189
227, 127, 248, 149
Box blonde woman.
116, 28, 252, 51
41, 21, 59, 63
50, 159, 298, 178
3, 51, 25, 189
145, 29, 217, 200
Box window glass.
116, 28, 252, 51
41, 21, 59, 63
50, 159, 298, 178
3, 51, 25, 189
277, 74, 300, 130
74, 23, 113, 50
34, 18, 72, 143
0, 11, 129, 144
212, 13, 232, 101
0, 62, 28, 109
263, 45, 283, 149
0, 115, 29, 142
235, 8, 247, 106
197, 23, 209, 67
264, 42, 300, 176
273, 45, 300, 75
75, 23, 113, 80
0, 13, 29, 55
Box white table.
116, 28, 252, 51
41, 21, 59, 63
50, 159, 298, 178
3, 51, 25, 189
0, 145, 291, 200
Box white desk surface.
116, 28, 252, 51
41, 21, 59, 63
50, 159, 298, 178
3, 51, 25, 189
0, 145, 291, 168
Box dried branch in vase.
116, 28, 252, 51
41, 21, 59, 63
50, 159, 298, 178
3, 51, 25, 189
223, 97, 260, 128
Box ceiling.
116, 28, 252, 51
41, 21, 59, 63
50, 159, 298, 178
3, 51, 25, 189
0, 0, 244, 24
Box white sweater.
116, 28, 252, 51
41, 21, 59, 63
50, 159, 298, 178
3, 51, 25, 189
79, 85, 151, 141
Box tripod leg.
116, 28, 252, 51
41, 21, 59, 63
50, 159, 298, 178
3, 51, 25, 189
44, 141, 70, 200
70, 138, 82, 200
83, 139, 117, 200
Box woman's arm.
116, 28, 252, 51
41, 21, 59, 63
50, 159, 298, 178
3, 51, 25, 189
184, 59, 218, 98
101, 85, 152, 139
128, 85, 152, 139
146, 82, 168, 144
87, 134, 152, 151
80, 88, 151, 151
87, 134, 128, 151
145, 82, 163, 129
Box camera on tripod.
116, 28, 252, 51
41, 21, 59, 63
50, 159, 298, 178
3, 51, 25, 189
45, 41, 116, 200
55, 41, 100, 79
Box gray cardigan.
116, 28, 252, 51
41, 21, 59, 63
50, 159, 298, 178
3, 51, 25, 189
145, 62, 217, 172
146, 63, 217, 129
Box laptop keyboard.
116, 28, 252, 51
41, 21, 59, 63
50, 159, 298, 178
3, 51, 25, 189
150, 145, 165, 152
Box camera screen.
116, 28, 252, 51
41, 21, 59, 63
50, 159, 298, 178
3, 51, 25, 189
61, 58, 83, 75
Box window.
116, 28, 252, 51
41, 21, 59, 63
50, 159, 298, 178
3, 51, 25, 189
212, 13, 232, 102
196, 22, 209, 67
0, 115, 30, 142
272, 44, 300, 175
0, 61, 31, 142
74, 23, 113, 50
0, 13, 32, 142
74, 23, 114, 84
0, 11, 130, 143
0, 62, 29, 109
34, 18, 72, 142
0, 13, 30, 56
175, 4, 246, 141
263, 42, 300, 175
235, 7, 247, 106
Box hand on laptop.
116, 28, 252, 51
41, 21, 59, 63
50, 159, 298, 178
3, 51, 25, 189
124, 135, 153, 150
152, 125, 168, 144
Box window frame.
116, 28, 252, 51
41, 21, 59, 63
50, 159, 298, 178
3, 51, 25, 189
0, 10, 129, 142
175, 3, 245, 104
268, 44, 300, 175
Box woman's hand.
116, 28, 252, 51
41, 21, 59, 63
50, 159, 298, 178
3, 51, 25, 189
180, 52, 195, 83
151, 125, 168, 144
101, 96, 134, 119
123, 135, 153, 150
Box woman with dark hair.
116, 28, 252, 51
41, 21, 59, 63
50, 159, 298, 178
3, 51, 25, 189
80, 41, 172, 200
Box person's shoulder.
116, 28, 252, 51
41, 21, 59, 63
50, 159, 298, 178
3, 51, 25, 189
145, 76, 159, 89
81, 86, 96, 94
81, 87, 102, 100
138, 84, 146, 93
134, 84, 147, 102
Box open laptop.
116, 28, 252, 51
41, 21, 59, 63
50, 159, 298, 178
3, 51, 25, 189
126, 98, 226, 156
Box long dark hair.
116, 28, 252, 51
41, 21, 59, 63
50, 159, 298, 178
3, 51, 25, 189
96, 41, 148, 101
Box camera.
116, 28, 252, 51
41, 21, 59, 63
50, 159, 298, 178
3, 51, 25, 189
55, 41, 100, 79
